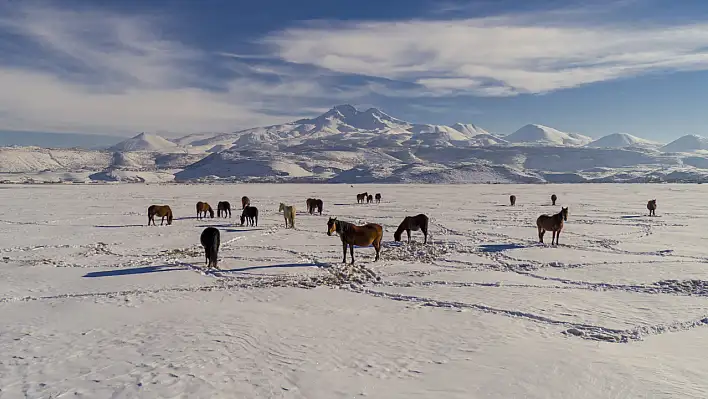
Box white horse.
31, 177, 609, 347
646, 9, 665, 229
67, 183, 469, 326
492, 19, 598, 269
279, 203, 296, 228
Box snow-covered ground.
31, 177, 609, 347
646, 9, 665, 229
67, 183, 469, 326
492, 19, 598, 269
1, 183, 708, 398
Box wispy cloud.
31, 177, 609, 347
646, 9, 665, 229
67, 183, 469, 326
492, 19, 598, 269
0, 4, 351, 135
263, 6, 708, 97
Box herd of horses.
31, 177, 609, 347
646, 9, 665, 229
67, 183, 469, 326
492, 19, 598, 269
149, 191, 659, 269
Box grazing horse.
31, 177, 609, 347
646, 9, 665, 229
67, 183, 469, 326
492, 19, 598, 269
279, 203, 296, 228
537, 207, 569, 245
510, 195, 516, 206
375, 193, 382, 203
196, 201, 214, 219
367, 194, 373, 204
394, 214, 429, 244
147, 205, 173, 226
551, 194, 558, 206
647, 199, 657, 216
240, 206, 259, 227
314, 199, 323, 215
327, 217, 383, 264
217, 201, 231, 218
306, 198, 317, 215
356, 192, 368, 204
200, 227, 220, 269
241, 196, 250, 209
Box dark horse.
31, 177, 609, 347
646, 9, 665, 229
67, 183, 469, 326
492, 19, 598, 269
147, 205, 173, 226
306, 198, 316, 214
327, 217, 383, 264
510, 195, 516, 206
307, 198, 323, 215
356, 192, 368, 204
366, 194, 373, 204
537, 207, 569, 245
241, 196, 250, 209
394, 214, 429, 244
375, 193, 382, 203
200, 227, 220, 269
551, 194, 558, 206
647, 199, 657, 216
240, 206, 259, 227
196, 201, 214, 219
217, 201, 231, 218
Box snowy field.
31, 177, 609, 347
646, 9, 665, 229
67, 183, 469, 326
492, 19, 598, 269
1, 183, 708, 398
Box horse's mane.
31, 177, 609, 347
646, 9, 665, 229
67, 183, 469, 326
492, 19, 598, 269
336, 220, 355, 235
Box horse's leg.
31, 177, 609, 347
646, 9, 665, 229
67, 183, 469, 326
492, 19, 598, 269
552, 231, 557, 245
350, 244, 355, 264
342, 242, 347, 263
374, 239, 381, 261
407, 230, 411, 244
556, 230, 561, 245
538, 227, 544, 243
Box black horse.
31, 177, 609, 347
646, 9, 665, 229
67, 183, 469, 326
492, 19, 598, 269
200, 227, 220, 269
394, 214, 429, 244
240, 206, 259, 227
217, 201, 231, 218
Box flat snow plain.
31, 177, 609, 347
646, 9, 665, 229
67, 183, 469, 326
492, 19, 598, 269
1, 183, 708, 398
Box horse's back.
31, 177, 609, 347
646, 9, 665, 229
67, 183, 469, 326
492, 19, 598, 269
200, 227, 219, 245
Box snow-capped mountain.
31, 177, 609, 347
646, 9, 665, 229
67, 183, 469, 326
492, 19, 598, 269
661, 135, 708, 153
3, 105, 708, 184
586, 133, 660, 149
504, 124, 593, 146
110, 133, 184, 152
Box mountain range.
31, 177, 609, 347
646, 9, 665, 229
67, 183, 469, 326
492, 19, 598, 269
1, 105, 708, 184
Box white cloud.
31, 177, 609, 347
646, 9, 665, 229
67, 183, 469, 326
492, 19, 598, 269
263, 13, 708, 96
0, 5, 338, 136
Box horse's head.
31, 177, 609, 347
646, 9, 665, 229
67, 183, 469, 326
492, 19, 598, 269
208, 208, 214, 218
393, 230, 402, 242
279, 203, 284, 212
327, 217, 337, 236
561, 207, 568, 221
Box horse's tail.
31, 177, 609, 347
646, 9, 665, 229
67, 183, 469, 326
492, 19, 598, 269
210, 231, 220, 268
254, 208, 259, 226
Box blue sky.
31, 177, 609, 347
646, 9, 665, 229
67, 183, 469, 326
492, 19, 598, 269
2, 0, 708, 141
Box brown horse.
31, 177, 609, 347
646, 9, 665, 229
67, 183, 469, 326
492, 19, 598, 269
196, 201, 214, 219
241, 196, 250, 209
356, 192, 368, 204
217, 201, 231, 218
375, 193, 381, 203
510, 195, 516, 206
366, 194, 373, 204
537, 207, 568, 245
148, 205, 173, 226
314, 199, 323, 215
394, 214, 429, 244
647, 199, 657, 216
327, 217, 383, 264
551, 194, 557, 206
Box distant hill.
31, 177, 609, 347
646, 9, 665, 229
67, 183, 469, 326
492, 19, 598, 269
661, 135, 708, 153
586, 133, 661, 149
504, 124, 592, 146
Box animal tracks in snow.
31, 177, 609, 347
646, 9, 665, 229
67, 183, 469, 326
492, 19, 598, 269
2, 184, 708, 346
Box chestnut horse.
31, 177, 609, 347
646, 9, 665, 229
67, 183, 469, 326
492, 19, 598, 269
394, 214, 429, 244
537, 207, 568, 245
327, 217, 383, 264
148, 205, 173, 226
196, 201, 214, 219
